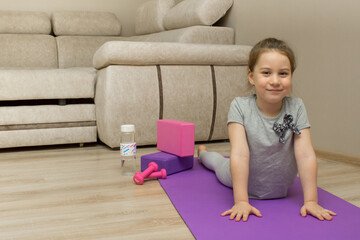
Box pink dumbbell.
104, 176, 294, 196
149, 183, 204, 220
133, 162, 158, 185
148, 169, 167, 179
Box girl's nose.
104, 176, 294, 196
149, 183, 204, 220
270, 75, 280, 86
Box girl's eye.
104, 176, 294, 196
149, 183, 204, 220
262, 71, 270, 76
279, 72, 289, 76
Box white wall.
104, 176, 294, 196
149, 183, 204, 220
219, 0, 360, 158
0, 0, 148, 36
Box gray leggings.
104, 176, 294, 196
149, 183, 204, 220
199, 151, 233, 188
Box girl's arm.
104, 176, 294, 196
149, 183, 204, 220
229, 122, 250, 203
294, 128, 336, 221
221, 122, 262, 222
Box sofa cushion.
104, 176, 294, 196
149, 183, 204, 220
211, 66, 252, 140
52, 11, 121, 36
0, 105, 95, 125
0, 11, 51, 34
163, 0, 233, 30
56, 36, 124, 68
160, 65, 213, 141
128, 26, 234, 44
0, 126, 97, 149
95, 66, 160, 147
0, 68, 96, 100
0, 34, 57, 68
135, 0, 176, 35
93, 41, 251, 69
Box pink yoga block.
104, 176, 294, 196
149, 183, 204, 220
157, 119, 195, 157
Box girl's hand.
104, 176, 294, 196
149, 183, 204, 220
221, 201, 262, 222
301, 201, 337, 221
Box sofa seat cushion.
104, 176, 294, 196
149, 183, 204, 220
0, 104, 95, 126
0, 68, 96, 100
0, 11, 51, 34
0, 126, 97, 149
93, 41, 252, 69
128, 26, 234, 45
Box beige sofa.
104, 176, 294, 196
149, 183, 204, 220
0, 0, 251, 149
93, 41, 252, 148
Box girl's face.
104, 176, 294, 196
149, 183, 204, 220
248, 50, 292, 107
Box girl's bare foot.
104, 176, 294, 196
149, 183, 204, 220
197, 145, 207, 157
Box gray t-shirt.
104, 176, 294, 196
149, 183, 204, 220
227, 94, 311, 199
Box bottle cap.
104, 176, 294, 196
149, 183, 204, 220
121, 124, 135, 132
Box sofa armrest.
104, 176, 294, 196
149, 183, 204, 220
93, 41, 252, 70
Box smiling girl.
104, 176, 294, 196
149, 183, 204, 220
198, 38, 336, 222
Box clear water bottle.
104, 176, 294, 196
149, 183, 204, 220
120, 124, 137, 176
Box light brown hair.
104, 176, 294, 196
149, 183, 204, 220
248, 38, 296, 74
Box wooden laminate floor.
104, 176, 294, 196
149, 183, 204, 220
0, 142, 359, 240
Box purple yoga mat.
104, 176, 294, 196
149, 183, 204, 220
159, 158, 360, 240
